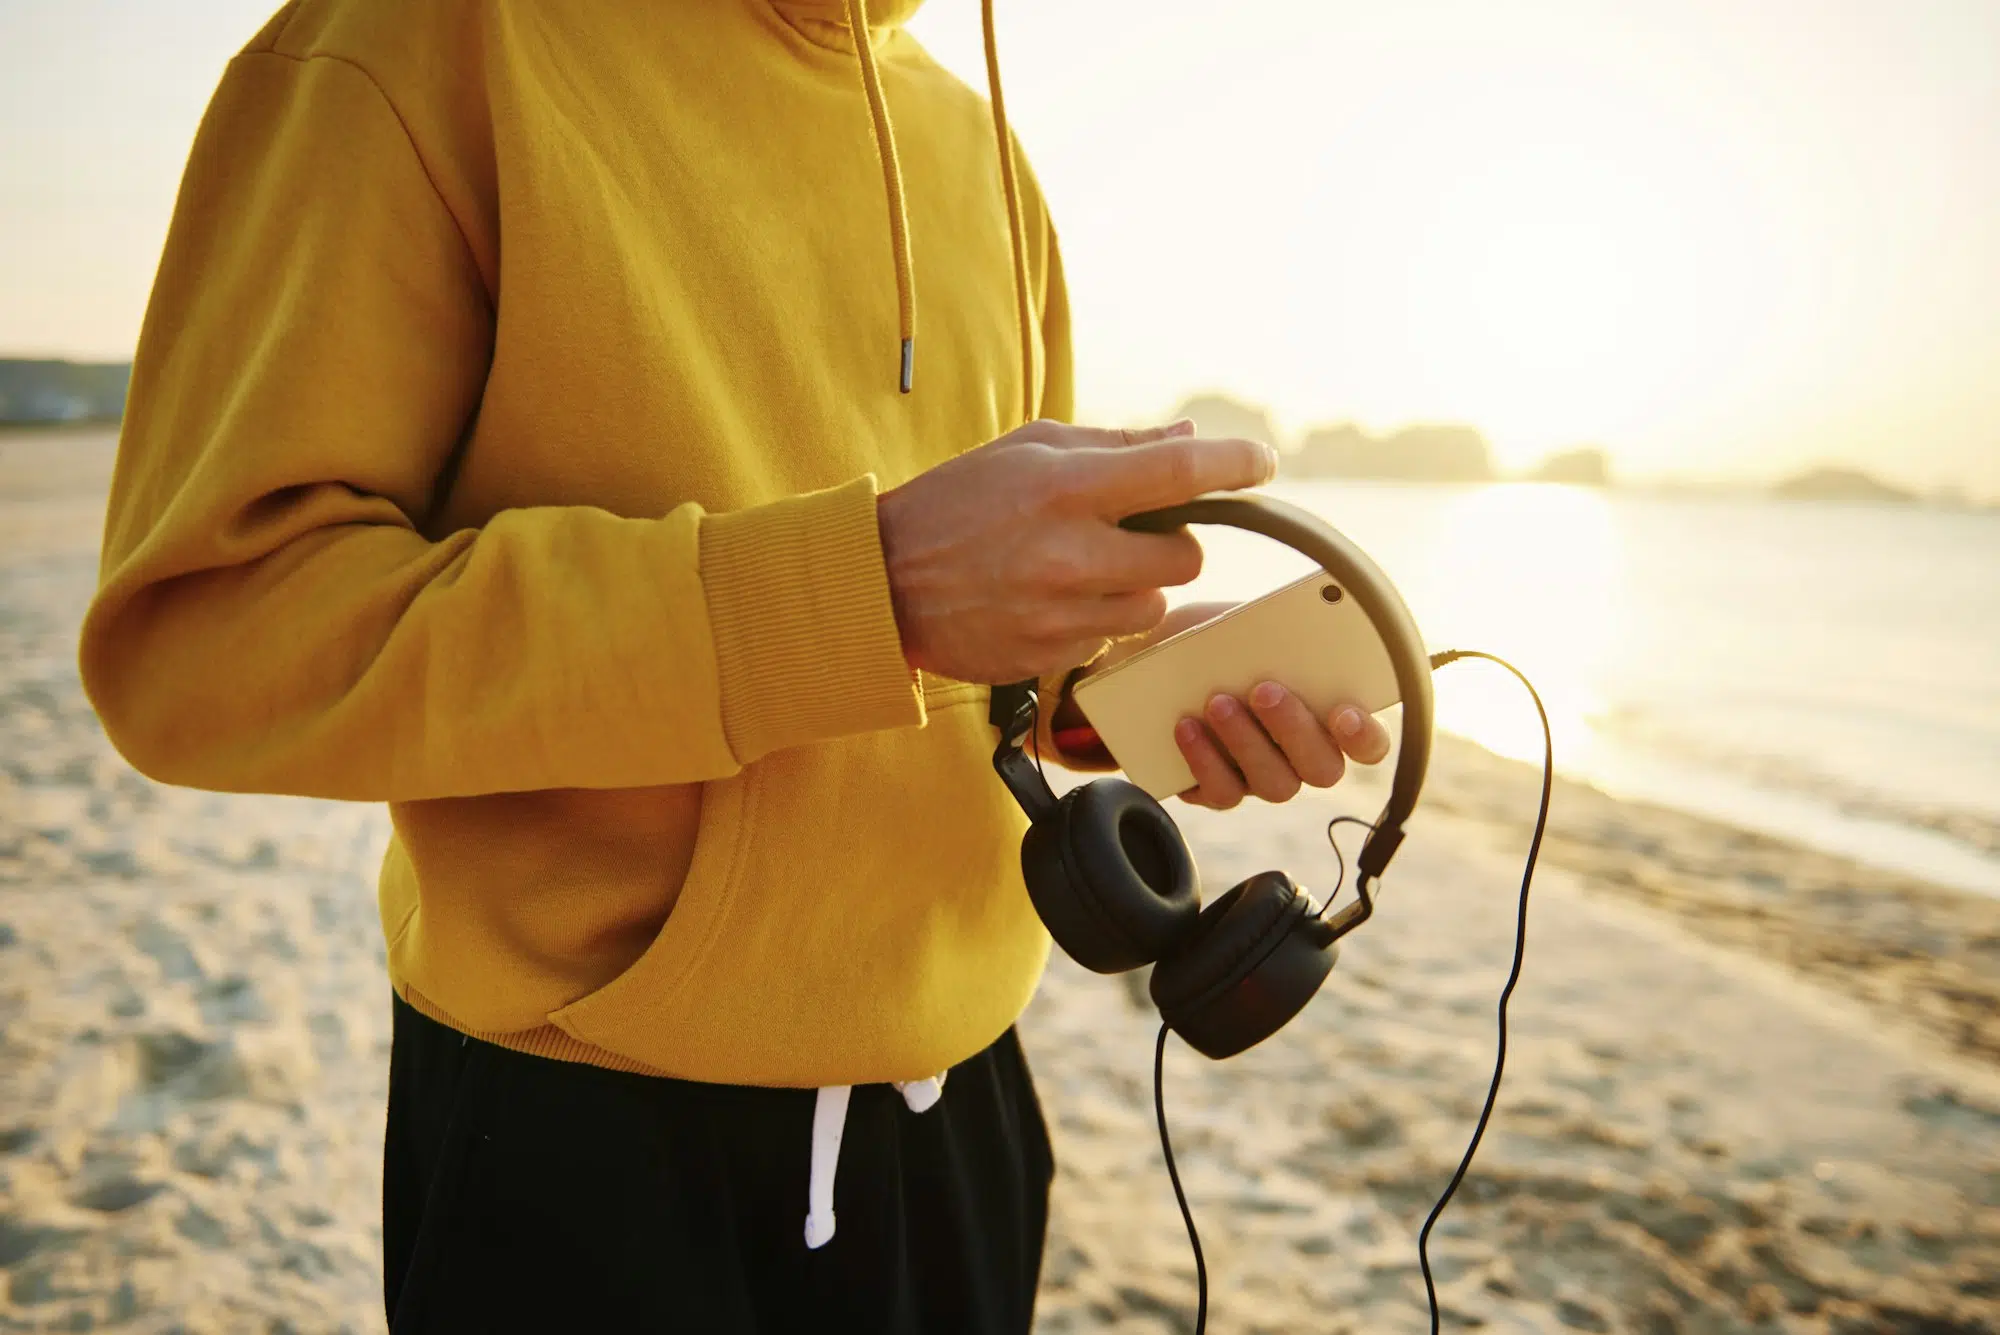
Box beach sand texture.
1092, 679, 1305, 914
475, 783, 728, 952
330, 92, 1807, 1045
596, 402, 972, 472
3, 431, 1997, 1333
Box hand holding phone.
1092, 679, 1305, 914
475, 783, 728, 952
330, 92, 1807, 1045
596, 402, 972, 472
1070, 572, 1401, 799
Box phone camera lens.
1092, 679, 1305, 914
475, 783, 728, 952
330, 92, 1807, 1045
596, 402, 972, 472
1320, 584, 1344, 604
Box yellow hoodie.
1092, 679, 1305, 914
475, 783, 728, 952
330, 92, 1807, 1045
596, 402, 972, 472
81, 0, 1076, 1087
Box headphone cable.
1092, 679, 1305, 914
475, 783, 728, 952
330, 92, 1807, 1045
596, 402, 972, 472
1414, 649, 1552, 1333
1149, 649, 1552, 1335
1153, 1023, 1207, 1334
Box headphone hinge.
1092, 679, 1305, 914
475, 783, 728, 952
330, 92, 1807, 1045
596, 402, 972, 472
1356, 824, 1406, 880
990, 682, 1059, 823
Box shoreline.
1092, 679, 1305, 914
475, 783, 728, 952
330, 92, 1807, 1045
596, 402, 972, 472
1411, 732, 2000, 1068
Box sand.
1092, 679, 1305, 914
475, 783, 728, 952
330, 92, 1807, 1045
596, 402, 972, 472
3, 428, 1996, 1334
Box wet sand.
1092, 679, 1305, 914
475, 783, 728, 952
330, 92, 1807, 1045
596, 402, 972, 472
3, 430, 1995, 1333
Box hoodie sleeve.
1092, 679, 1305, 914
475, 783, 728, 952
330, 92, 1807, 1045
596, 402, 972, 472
79, 51, 922, 803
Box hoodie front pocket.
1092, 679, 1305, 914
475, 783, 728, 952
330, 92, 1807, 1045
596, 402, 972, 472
548, 697, 1047, 1087
548, 769, 755, 1061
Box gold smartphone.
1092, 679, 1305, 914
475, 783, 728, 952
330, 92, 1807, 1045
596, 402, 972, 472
1070, 571, 1402, 798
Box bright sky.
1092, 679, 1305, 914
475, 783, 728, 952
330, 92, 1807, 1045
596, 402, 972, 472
3, 1, 1997, 492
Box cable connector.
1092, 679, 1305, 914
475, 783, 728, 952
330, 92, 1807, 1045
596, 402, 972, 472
1430, 650, 1469, 670
989, 679, 1038, 731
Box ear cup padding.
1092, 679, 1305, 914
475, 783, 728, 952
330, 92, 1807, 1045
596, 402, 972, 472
1020, 779, 1199, 975
1065, 779, 1200, 962
1150, 870, 1335, 1059
1149, 871, 1300, 1017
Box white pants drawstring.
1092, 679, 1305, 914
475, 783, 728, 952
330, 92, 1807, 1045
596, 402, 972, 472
803, 1085, 850, 1249
803, 1073, 948, 1249
894, 1074, 945, 1113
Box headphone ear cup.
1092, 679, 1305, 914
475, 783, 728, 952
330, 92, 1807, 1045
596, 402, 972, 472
1020, 779, 1199, 974
1149, 870, 1336, 1059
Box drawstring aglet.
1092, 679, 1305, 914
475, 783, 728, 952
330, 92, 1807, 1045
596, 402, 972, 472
899, 337, 914, 394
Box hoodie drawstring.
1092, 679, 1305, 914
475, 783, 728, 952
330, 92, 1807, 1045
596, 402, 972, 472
844, 0, 1036, 420
843, 0, 916, 393
981, 0, 1037, 426
803, 1085, 851, 1249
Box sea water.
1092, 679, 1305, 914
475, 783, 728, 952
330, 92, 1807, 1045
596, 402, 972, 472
1175, 480, 2000, 898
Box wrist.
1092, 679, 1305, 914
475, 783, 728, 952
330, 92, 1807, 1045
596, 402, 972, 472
875, 490, 925, 670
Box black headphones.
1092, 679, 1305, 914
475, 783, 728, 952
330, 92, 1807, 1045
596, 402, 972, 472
992, 493, 1436, 1060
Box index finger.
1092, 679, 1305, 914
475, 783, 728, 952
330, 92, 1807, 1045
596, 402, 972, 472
1072, 436, 1279, 516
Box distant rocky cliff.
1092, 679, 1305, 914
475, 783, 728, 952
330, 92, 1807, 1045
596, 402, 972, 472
1771, 465, 1917, 504
1173, 392, 1502, 483
1165, 392, 1977, 505
1291, 421, 1497, 483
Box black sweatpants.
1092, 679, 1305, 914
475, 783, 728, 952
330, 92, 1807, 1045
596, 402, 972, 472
382, 994, 1054, 1333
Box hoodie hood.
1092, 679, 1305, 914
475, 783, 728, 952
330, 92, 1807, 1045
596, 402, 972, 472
769, 0, 929, 42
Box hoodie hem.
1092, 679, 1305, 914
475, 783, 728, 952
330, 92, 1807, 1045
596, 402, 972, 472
399, 983, 675, 1077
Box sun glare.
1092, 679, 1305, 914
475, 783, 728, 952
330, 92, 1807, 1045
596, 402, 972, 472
1416, 483, 1626, 764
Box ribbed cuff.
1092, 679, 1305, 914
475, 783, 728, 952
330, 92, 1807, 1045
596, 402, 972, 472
699, 476, 925, 763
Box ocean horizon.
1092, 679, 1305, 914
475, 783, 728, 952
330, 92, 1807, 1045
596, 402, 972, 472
1183, 477, 2000, 898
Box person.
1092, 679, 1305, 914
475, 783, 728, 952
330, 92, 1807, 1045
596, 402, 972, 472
80, 1, 1391, 1330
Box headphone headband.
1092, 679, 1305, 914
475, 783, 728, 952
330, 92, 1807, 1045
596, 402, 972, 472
1119, 492, 1431, 882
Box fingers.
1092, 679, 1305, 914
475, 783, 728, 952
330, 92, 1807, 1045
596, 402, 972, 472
1199, 693, 1301, 803
1174, 718, 1248, 810
1021, 527, 1203, 598
1246, 682, 1348, 787
1023, 590, 1166, 661
1089, 529, 1206, 593
1013, 418, 1195, 450
1090, 589, 1171, 640
1170, 690, 1385, 810
1075, 435, 1279, 516
1119, 419, 1197, 445
1329, 704, 1393, 765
